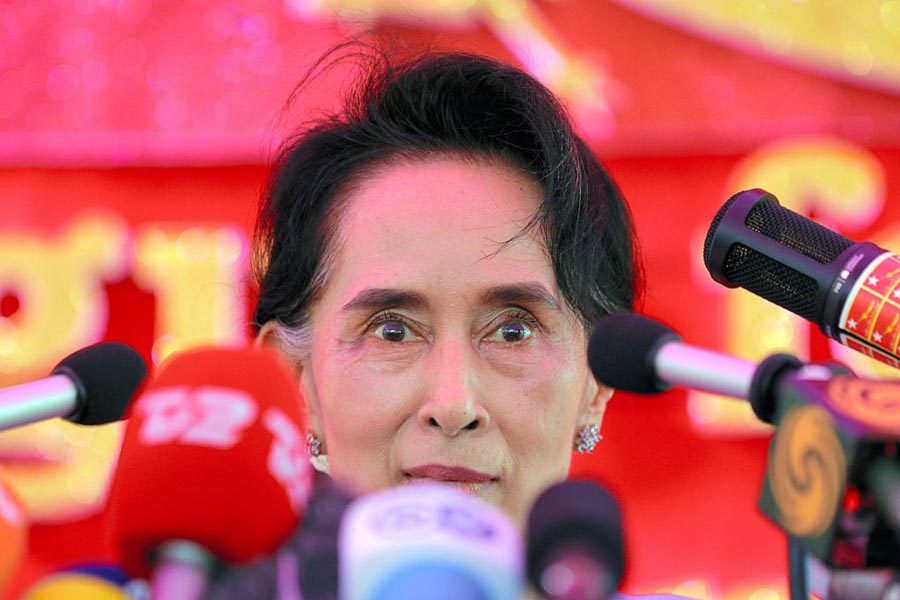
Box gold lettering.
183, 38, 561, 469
133, 225, 248, 364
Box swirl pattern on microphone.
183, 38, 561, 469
768, 404, 846, 539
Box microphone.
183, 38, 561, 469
587, 312, 768, 408
526, 479, 624, 600
338, 483, 524, 600
107, 345, 313, 600
703, 188, 900, 368
0, 341, 147, 431
588, 312, 900, 569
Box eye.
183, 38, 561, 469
486, 312, 537, 343
375, 319, 409, 342
368, 312, 420, 343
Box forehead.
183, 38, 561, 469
325, 155, 553, 301
339, 154, 541, 234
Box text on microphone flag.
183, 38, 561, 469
136, 385, 259, 449
263, 408, 313, 514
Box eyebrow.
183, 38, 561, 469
476, 283, 560, 311
342, 288, 429, 313
341, 282, 560, 314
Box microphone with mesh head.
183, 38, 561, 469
704, 188, 900, 368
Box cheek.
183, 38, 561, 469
499, 357, 586, 450
309, 345, 416, 446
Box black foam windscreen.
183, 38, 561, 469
588, 312, 679, 394
526, 479, 624, 599
52, 341, 148, 425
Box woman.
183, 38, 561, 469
255, 44, 639, 523
242, 44, 680, 599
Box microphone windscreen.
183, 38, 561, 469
339, 483, 523, 600
52, 341, 148, 425
108, 345, 312, 578
526, 479, 624, 598
588, 313, 680, 394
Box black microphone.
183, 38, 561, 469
703, 188, 900, 368
587, 312, 778, 418
588, 312, 900, 570
0, 341, 147, 431
526, 479, 624, 600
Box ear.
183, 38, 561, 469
255, 319, 284, 350
256, 320, 324, 444
578, 378, 614, 429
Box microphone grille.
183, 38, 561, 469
743, 198, 852, 264
704, 189, 855, 324
721, 243, 820, 322
702, 190, 741, 268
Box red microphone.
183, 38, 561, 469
107, 345, 313, 600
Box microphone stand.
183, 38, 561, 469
787, 538, 808, 600
785, 493, 900, 600
742, 356, 900, 600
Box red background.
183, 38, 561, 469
2, 1, 900, 598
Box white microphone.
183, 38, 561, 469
339, 483, 523, 600
0, 341, 147, 431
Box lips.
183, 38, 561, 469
403, 464, 496, 484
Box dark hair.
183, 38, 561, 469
252, 44, 643, 341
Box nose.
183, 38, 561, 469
418, 339, 489, 436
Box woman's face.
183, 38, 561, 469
287, 155, 609, 526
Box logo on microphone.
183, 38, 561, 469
825, 376, 900, 436
263, 408, 312, 514
768, 404, 846, 539
136, 385, 258, 448
370, 499, 495, 540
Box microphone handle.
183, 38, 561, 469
151, 540, 216, 600
653, 339, 834, 426
654, 341, 756, 400
0, 374, 78, 431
